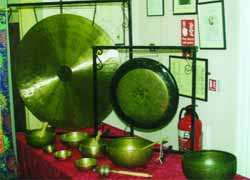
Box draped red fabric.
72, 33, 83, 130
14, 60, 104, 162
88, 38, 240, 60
16, 124, 249, 180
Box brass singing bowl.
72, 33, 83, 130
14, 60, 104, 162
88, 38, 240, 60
106, 137, 153, 168
182, 150, 237, 180
15, 14, 119, 129
78, 138, 107, 158
74, 158, 97, 171
26, 129, 56, 148
60, 132, 90, 148
54, 150, 72, 160
43, 144, 56, 154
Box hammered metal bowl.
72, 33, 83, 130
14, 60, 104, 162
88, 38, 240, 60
106, 137, 153, 168
74, 158, 97, 171
182, 150, 237, 180
26, 128, 56, 148
54, 150, 72, 160
78, 138, 107, 158
60, 132, 90, 148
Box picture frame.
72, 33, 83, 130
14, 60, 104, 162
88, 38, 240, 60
173, 0, 197, 15
147, 0, 164, 16
169, 56, 208, 101
198, 0, 221, 3
198, 1, 226, 49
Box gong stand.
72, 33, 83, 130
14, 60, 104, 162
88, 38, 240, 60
93, 45, 198, 152
8, 0, 129, 8
7, 0, 198, 151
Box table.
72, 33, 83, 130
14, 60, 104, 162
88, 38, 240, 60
17, 125, 249, 180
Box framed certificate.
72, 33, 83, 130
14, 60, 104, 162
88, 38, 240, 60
198, 0, 221, 3
198, 1, 226, 49
169, 56, 208, 101
173, 0, 197, 15
147, 0, 165, 16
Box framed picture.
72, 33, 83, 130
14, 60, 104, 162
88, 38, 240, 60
173, 0, 197, 15
198, 0, 221, 3
169, 56, 208, 101
198, 1, 226, 49
147, 0, 164, 16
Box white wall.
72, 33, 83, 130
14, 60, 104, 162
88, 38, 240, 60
106, 0, 249, 177
236, 0, 250, 177
108, 0, 238, 151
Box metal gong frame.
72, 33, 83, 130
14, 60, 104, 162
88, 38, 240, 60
7, 0, 199, 151
93, 45, 198, 151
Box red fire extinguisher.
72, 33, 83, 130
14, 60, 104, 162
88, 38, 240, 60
178, 105, 202, 152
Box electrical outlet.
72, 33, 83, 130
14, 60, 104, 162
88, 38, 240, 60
209, 79, 221, 92
209, 79, 217, 91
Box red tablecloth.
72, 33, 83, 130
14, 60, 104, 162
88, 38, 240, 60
17, 124, 249, 180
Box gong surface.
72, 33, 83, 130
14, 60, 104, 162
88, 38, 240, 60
117, 69, 169, 122
110, 58, 179, 130
16, 14, 119, 128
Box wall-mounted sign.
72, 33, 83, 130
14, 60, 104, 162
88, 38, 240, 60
181, 19, 195, 46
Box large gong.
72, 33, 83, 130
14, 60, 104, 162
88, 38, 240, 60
15, 14, 119, 128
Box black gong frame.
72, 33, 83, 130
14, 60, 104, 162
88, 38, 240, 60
7, 0, 199, 151
93, 45, 198, 152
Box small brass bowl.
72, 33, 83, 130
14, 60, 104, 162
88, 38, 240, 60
26, 128, 56, 148
60, 132, 90, 148
74, 158, 97, 171
43, 144, 56, 154
79, 138, 107, 158
54, 150, 72, 160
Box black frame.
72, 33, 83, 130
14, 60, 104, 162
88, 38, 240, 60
169, 56, 208, 101
8, 0, 200, 151
147, 0, 165, 16
198, 0, 221, 3
198, 1, 226, 49
93, 45, 199, 150
110, 58, 179, 130
7, 0, 128, 7
173, 0, 198, 15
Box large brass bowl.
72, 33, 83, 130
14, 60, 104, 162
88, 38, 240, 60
60, 132, 89, 148
182, 150, 237, 180
106, 137, 153, 168
78, 138, 106, 158
26, 129, 56, 148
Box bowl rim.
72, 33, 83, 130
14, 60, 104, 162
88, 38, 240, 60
60, 132, 90, 142
182, 149, 237, 164
107, 137, 153, 150
25, 129, 56, 136
182, 150, 236, 158
109, 136, 152, 143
